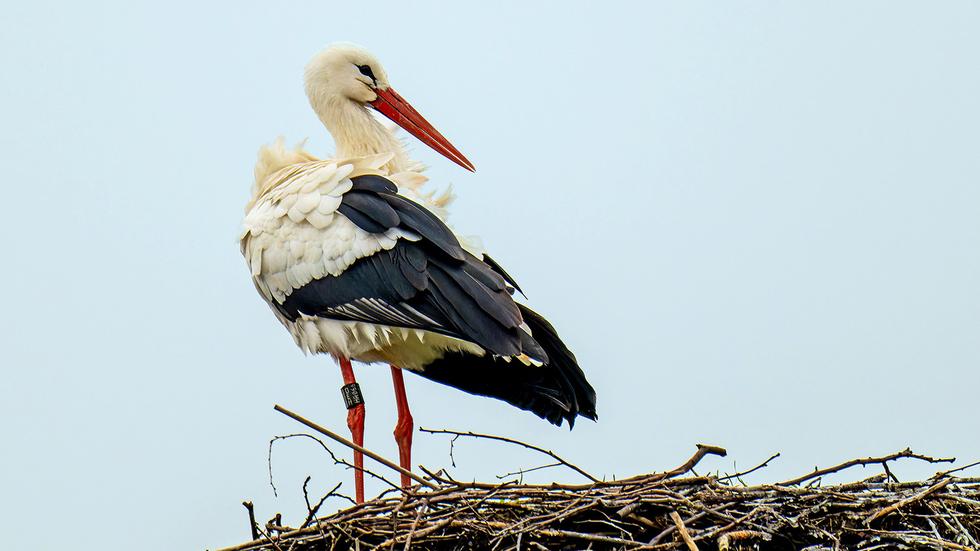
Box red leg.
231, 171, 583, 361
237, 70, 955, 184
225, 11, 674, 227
389, 365, 414, 489
339, 357, 365, 503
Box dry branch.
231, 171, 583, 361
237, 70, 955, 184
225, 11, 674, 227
274, 404, 438, 490
779, 448, 954, 486
670, 511, 699, 551
419, 427, 601, 483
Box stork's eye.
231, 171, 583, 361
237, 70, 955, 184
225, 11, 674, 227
357, 64, 376, 82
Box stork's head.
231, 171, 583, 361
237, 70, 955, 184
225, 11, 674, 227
305, 43, 474, 172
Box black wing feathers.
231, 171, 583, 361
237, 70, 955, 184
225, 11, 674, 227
426, 261, 522, 356
335, 203, 389, 233
481, 254, 524, 296
282, 174, 597, 427
340, 181, 467, 261
380, 192, 466, 260
350, 174, 398, 193
430, 257, 521, 327
461, 257, 509, 294
418, 305, 597, 428
282, 175, 522, 356
336, 191, 399, 234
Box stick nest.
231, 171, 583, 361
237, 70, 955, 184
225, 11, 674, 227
221, 445, 980, 550
217, 410, 980, 550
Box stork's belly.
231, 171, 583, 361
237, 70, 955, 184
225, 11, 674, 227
284, 314, 485, 370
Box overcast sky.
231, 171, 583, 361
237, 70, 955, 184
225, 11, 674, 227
2, 2, 978, 549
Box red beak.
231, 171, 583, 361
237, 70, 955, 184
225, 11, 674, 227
370, 87, 475, 172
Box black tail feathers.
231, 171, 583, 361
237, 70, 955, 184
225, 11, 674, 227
415, 304, 597, 428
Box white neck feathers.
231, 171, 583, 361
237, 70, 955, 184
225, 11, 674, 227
311, 96, 409, 174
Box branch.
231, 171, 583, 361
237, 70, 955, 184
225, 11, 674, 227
670, 511, 700, 551
651, 444, 728, 482
932, 459, 980, 480
267, 433, 360, 504
496, 462, 563, 482
274, 404, 438, 490
241, 501, 259, 541
301, 480, 342, 529
718, 453, 781, 483
267, 433, 389, 504
780, 448, 955, 486
866, 478, 952, 523
419, 427, 600, 483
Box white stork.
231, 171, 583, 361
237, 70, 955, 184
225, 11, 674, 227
241, 44, 596, 503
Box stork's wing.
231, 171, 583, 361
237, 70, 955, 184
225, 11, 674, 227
277, 175, 540, 359
243, 164, 596, 427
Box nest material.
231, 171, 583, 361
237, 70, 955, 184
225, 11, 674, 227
219, 445, 980, 551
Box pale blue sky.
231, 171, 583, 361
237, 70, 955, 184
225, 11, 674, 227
1, 2, 978, 549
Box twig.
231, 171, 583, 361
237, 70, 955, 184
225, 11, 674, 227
866, 478, 952, 523
266, 513, 284, 536
417, 465, 455, 486
249, 520, 286, 551
883, 461, 899, 483
669, 511, 699, 551
242, 501, 259, 541
934, 460, 980, 480
496, 462, 562, 481
275, 404, 438, 489
461, 521, 645, 547
718, 453, 781, 483
402, 499, 429, 550
402, 517, 452, 547
419, 427, 600, 483
269, 432, 390, 504
301, 482, 342, 529
651, 444, 728, 482
873, 532, 978, 551
301, 476, 313, 517
648, 504, 737, 545
780, 448, 954, 486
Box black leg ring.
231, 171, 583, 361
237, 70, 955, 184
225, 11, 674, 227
341, 383, 364, 409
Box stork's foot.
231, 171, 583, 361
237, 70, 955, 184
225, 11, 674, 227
390, 365, 414, 490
